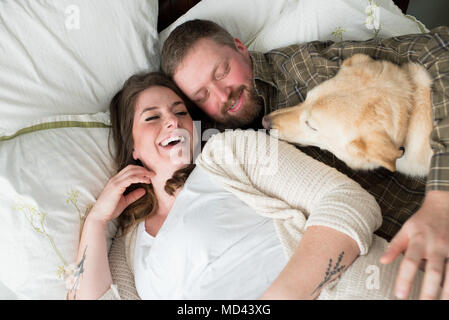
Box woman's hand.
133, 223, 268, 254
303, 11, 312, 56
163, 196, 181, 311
88, 165, 154, 224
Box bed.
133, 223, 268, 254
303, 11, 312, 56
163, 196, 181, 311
0, 0, 427, 299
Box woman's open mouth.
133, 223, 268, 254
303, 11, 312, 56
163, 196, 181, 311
159, 135, 186, 149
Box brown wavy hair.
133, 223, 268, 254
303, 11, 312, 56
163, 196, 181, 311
109, 72, 195, 237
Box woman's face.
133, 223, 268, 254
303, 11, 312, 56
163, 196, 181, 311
132, 86, 194, 175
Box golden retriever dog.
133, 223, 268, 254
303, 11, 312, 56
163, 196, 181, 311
262, 54, 433, 177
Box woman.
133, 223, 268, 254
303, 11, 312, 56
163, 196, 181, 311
68, 72, 422, 300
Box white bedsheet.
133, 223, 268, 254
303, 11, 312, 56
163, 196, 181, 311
0, 281, 18, 300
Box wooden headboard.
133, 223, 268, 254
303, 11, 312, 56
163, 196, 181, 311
158, 0, 201, 32
157, 0, 410, 32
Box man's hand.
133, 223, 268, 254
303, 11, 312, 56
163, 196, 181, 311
380, 190, 449, 300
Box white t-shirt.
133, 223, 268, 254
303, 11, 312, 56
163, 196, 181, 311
133, 166, 287, 299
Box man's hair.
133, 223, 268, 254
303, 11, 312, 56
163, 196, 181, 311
161, 19, 236, 78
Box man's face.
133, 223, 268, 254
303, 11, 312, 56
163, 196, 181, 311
173, 38, 262, 128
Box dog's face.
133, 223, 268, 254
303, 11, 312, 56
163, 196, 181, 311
263, 54, 406, 172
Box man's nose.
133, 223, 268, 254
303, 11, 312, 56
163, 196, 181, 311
211, 82, 231, 104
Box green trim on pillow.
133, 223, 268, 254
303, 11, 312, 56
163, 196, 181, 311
0, 121, 111, 141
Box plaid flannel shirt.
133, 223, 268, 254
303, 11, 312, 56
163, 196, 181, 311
248, 26, 449, 241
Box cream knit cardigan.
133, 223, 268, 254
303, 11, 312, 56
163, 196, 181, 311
100, 130, 423, 300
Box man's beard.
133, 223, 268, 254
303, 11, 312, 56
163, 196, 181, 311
214, 85, 263, 129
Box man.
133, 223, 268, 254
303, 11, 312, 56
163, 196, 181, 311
161, 19, 449, 300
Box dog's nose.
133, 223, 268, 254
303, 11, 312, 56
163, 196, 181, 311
262, 115, 272, 129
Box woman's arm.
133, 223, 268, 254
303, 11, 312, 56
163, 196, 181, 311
67, 214, 112, 299
260, 225, 359, 299
197, 130, 381, 253
196, 130, 381, 299
67, 165, 153, 299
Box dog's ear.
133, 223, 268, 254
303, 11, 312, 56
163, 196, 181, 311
342, 54, 373, 68
347, 132, 403, 172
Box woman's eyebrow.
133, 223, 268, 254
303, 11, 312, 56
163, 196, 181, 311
140, 101, 184, 116
140, 100, 184, 115
171, 101, 184, 108
140, 106, 157, 116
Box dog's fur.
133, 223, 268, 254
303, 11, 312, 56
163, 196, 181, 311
263, 54, 433, 177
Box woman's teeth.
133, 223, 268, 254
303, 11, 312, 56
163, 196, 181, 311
160, 135, 185, 147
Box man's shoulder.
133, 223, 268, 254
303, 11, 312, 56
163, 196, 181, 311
251, 43, 307, 60
251, 41, 338, 70
262, 41, 335, 56
252, 26, 449, 62
250, 44, 309, 79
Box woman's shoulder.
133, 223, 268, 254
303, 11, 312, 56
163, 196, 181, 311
200, 129, 278, 159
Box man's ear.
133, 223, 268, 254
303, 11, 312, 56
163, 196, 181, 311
233, 38, 249, 55
347, 132, 402, 172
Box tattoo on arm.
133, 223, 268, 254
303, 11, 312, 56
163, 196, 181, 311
68, 246, 87, 299
311, 251, 346, 296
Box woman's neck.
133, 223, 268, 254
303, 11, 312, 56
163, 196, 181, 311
150, 170, 180, 216
144, 170, 181, 237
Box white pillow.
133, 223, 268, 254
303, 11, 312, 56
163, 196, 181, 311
0, 0, 159, 135
159, 0, 428, 52
249, 0, 428, 52
158, 0, 290, 50
0, 114, 117, 299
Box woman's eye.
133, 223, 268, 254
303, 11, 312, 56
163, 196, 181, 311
176, 111, 188, 116
145, 115, 159, 121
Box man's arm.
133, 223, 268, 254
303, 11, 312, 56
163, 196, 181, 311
351, 26, 449, 300
311, 26, 449, 299
380, 190, 449, 299
260, 226, 359, 299
255, 26, 449, 299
